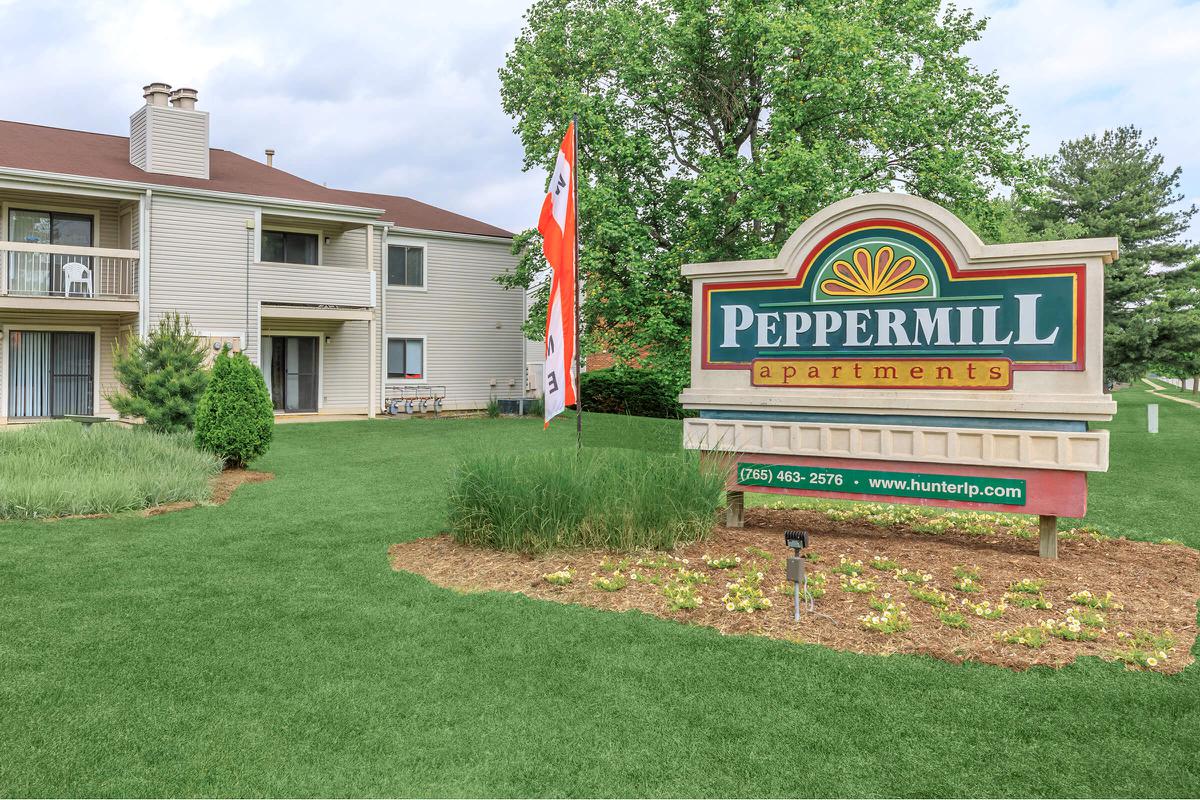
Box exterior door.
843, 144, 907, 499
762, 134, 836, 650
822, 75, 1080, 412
6, 330, 95, 417
266, 336, 318, 413
7, 209, 94, 296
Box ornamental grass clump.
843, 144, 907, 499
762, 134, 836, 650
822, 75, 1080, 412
0, 422, 222, 519
448, 447, 725, 553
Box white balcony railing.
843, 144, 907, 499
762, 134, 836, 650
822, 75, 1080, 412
1, 241, 139, 300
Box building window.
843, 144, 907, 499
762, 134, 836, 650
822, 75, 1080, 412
387, 244, 424, 288
387, 337, 424, 380
262, 230, 318, 265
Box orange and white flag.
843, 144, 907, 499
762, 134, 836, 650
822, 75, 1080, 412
538, 122, 577, 427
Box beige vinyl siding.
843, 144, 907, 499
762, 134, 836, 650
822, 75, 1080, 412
143, 105, 210, 179
148, 195, 252, 351
261, 318, 370, 413
129, 108, 149, 171
382, 234, 523, 410
0, 190, 126, 249
322, 227, 371, 271
252, 264, 373, 308
0, 311, 135, 420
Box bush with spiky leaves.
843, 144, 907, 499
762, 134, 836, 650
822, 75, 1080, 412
108, 312, 208, 433
195, 348, 274, 468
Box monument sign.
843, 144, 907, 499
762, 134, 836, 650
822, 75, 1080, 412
681, 194, 1118, 558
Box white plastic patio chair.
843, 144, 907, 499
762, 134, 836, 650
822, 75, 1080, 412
62, 262, 93, 298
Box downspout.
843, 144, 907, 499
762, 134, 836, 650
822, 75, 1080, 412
379, 223, 389, 412
138, 189, 152, 337
245, 217, 254, 363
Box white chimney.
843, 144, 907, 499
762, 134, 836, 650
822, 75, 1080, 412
265, 148, 275, 167
143, 82, 171, 107
168, 87, 198, 111
130, 81, 210, 179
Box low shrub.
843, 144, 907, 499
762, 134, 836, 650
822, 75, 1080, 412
195, 348, 274, 468
578, 367, 687, 419
0, 422, 221, 518
447, 446, 726, 552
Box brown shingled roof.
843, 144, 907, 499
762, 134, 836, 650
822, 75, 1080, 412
328, 189, 512, 239
0, 118, 512, 239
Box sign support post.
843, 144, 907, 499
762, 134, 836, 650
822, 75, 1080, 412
1039, 515, 1058, 559
726, 490, 744, 528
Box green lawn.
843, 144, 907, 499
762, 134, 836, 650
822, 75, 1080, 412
1, 389, 1197, 797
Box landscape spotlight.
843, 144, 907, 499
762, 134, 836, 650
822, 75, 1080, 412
784, 530, 809, 553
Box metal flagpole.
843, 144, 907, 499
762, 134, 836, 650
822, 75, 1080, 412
573, 115, 582, 450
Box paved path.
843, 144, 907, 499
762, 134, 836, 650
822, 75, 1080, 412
1142, 377, 1200, 409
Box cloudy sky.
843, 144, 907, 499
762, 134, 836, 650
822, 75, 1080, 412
0, 0, 1196, 239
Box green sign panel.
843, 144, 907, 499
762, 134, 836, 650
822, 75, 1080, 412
702, 221, 1084, 370
736, 462, 1027, 506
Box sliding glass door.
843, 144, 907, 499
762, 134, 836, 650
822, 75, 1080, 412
7, 208, 94, 296
7, 330, 95, 417
264, 336, 318, 413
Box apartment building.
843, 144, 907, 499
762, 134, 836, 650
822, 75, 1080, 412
0, 82, 526, 423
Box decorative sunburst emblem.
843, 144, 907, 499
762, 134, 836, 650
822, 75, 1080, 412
820, 246, 929, 297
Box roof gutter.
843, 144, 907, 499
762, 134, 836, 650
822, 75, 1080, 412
381, 223, 514, 244
0, 165, 385, 220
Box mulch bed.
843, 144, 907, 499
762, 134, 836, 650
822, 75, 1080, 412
141, 469, 274, 516
389, 507, 1200, 673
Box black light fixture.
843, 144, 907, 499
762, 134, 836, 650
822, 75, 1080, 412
784, 530, 809, 553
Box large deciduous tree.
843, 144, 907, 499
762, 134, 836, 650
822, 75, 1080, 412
1028, 126, 1199, 384
499, 0, 1032, 385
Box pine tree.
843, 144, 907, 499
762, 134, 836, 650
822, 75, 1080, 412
108, 312, 209, 433
1029, 126, 1199, 383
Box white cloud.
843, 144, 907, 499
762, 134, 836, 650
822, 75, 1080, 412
0, 1, 1196, 241
965, 0, 1200, 238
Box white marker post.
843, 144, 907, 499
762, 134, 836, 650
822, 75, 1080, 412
1148, 403, 1159, 434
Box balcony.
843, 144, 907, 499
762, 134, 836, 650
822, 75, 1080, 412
0, 242, 140, 311
252, 261, 376, 310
